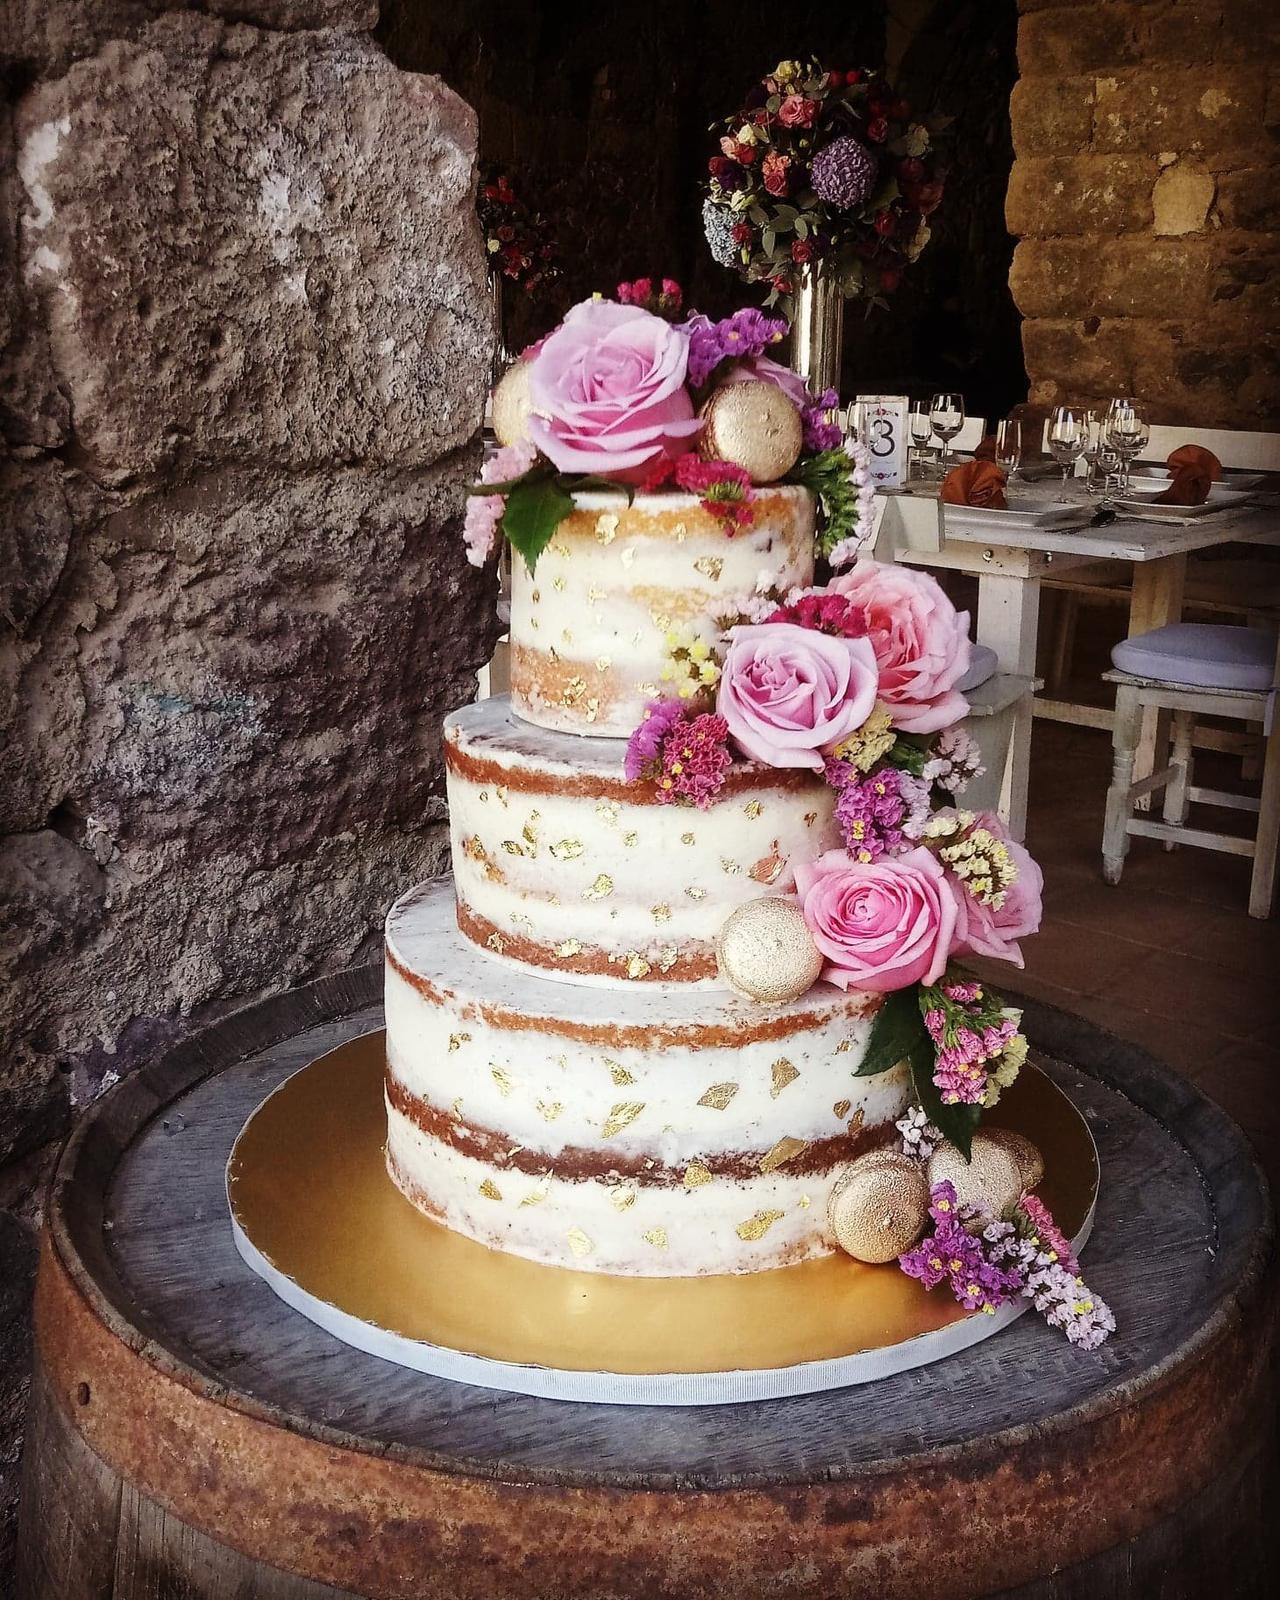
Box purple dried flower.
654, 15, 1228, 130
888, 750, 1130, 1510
625, 699, 686, 781
811, 137, 878, 210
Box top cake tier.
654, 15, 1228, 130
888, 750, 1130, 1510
508, 486, 815, 737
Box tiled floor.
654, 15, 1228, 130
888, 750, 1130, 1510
971, 718, 1280, 1189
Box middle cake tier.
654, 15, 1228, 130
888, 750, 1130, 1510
445, 696, 842, 987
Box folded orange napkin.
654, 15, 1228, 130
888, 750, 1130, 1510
941, 459, 1007, 509
973, 435, 997, 462
1156, 444, 1223, 507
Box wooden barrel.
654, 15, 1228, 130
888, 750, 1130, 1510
17, 968, 1278, 1599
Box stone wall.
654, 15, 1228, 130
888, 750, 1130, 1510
0, 2, 494, 1571
1008, 0, 1279, 426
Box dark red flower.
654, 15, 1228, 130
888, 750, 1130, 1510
709, 156, 740, 182
879, 267, 902, 293
845, 69, 862, 85
736, 141, 758, 164
762, 150, 792, 196
867, 116, 890, 143
905, 179, 945, 215
874, 210, 898, 237
770, 273, 794, 293
897, 157, 925, 183
828, 70, 844, 88
732, 222, 754, 244
791, 238, 814, 263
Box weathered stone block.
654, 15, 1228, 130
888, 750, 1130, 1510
1018, 4, 1138, 75
1006, 154, 1156, 236
206, 3, 379, 28
1011, 236, 1224, 319
16, 13, 489, 485
1140, 1, 1280, 62
1021, 317, 1135, 399
1009, 74, 1096, 157
1151, 161, 1215, 236
1092, 66, 1270, 154
1123, 317, 1280, 428
1215, 166, 1280, 231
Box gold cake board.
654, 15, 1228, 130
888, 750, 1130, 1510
227, 1031, 1098, 1405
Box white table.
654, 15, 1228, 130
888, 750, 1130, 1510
879, 485, 1277, 838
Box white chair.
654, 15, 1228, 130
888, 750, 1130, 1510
1101, 623, 1280, 918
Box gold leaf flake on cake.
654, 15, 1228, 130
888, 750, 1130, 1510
595, 513, 619, 545
674, 522, 687, 543
683, 1161, 712, 1189
587, 585, 606, 603
477, 790, 488, 803
552, 575, 566, 592
522, 822, 539, 849
450, 1097, 464, 1120
749, 852, 785, 885
736, 1210, 785, 1242
623, 830, 639, 847
721, 857, 742, 875
803, 810, 819, 827
626, 954, 651, 980
461, 836, 487, 862
651, 611, 670, 630
693, 555, 724, 581
585, 698, 600, 723
550, 538, 570, 557
561, 628, 573, 644
595, 656, 612, 672
447, 1032, 471, 1053
656, 946, 679, 972
531, 590, 541, 605
798, 1194, 812, 1209
501, 839, 527, 857
596, 800, 620, 826
536, 1100, 564, 1123
602, 1101, 645, 1138
494, 785, 509, 806
836, 1038, 853, 1054
519, 1186, 548, 1208
681, 832, 696, 846
833, 1098, 852, 1120
848, 1108, 865, 1134
567, 1227, 593, 1258
770, 1059, 800, 1098
486, 932, 506, 954
744, 800, 763, 820
555, 1054, 568, 1070
643, 1228, 669, 1250
491, 1066, 514, 1097
620, 546, 636, 568
685, 885, 706, 900
556, 938, 583, 958
651, 903, 671, 923
478, 1179, 503, 1201
606, 1059, 637, 1085
760, 1136, 809, 1174
550, 839, 584, 860
561, 676, 587, 707
698, 1082, 739, 1111
609, 1184, 637, 1212
583, 873, 614, 900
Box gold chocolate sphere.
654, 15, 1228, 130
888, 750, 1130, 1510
715, 897, 823, 1004
698, 380, 804, 484
984, 1128, 1044, 1194
492, 359, 535, 446
828, 1151, 930, 1263
926, 1134, 1025, 1222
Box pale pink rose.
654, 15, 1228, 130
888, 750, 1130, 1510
794, 846, 959, 992
830, 559, 972, 733
777, 95, 818, 128
525, 298, 703, 481
949, 811, 1044, 968
717, 622, 879, 771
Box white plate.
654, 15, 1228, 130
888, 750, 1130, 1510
1115, 497, 1226, 519
1129, 466, 1264, 492
945, 501, 1093, 532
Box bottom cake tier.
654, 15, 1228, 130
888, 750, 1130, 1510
384, 880, 911, 1276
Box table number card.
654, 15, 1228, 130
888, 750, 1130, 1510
855, 395, 909, 487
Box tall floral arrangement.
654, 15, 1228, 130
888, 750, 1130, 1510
477, 167, 557, 292
703, 59, 946, 309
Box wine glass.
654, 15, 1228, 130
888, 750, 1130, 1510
1047, 405, 1085, 488
1081, 410, 1118, 498
908, 401, 933, 478
929, 392, 964, 472
995, 418, 1022, 479
1105, 399, 1149, 492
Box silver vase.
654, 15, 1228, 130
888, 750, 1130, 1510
488, 272, 513, 383
790, 267, 845, 398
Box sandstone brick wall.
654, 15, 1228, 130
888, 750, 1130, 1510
1007, 0, 1279, 427
0, 3, 494, 1568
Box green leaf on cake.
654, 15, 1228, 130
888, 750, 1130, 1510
853, 986, 931, 1077
909, 1033, 981, 1160
501, 476, 575, 574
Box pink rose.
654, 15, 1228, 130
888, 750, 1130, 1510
777, 95, 818, 128
525, 298, 703, 482
794, 847, 959, 992
949, 811, 1044, 968
830, 559, 972, 733
716, 622, 879, 772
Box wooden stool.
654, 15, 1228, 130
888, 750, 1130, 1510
16, 971, 1278, 1598
1101, 624, 1280, 918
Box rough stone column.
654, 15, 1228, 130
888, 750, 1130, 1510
0, 2, 493, 1569
1006, 0, 1279, 426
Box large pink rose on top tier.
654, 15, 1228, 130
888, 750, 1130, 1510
830, 560, 972, 733
717, 623, 879, 772
794, 847, 959, 992
525, 299, 703, 481
949, 811, 1044, 968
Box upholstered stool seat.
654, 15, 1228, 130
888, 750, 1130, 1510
958, 642, 999, 693
1102, 622, 1280, 919
1110, 623, 1277, 693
